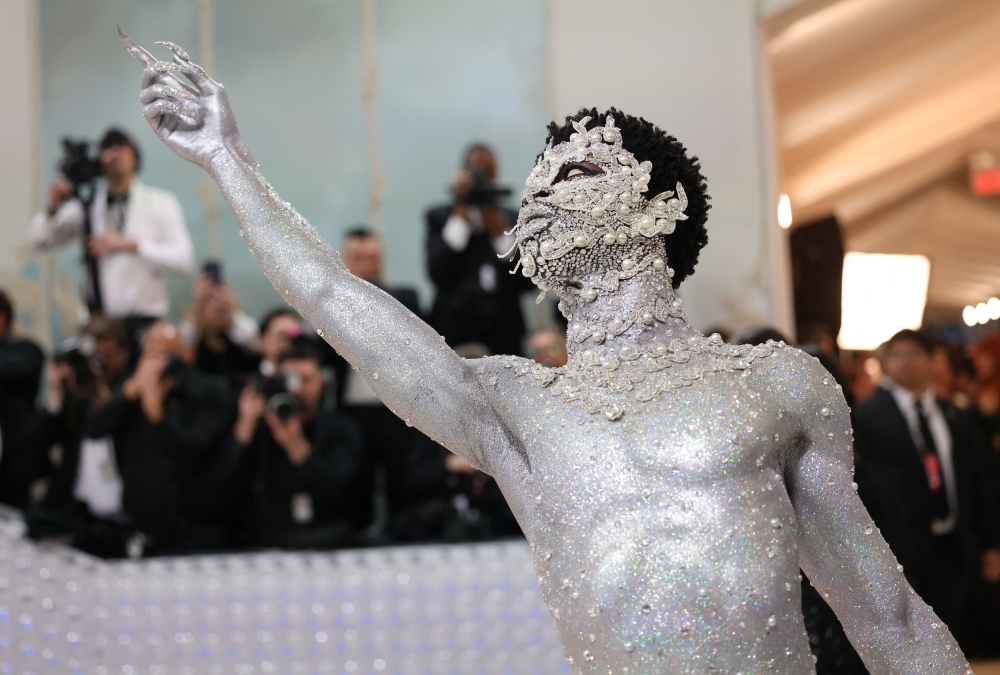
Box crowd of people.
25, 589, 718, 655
3, 127, 1000, 662
0, 130, 554, 558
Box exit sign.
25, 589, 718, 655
970, 151, 1000, 197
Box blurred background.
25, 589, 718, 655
3, 0, 1000, 673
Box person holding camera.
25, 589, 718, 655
84, 321, 234, 554
257, 308, 303, 377
31, 316, 132, 519
0, 290, 45, 509
226, 339, 362, 549
181, 268, 260, 387
28, 129, 193, 334
426, 144, 535, 357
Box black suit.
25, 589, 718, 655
85, 367, 235, 552
223, 409, 362, 549
854, 386, 997, 637
426, 205, 535, 356
0, 335, 45, 508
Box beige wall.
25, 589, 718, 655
548, 0, 793, 336
0, 0, 50, 345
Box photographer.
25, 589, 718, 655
257, 308, 303, 376
426, 144, 535, 356
33, 316, 131, 518
181, 268, 260, 387
28, 129, 193, 333
227, 339, 362, 549
0, 290, 45, 509
85, 321, 234, 554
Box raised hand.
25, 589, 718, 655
118, 27, 240, 171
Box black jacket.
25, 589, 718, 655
195, 333, 260, 389
225, 409, 362, 548
854, 387, 997, 584
426, 205, 535, 356
0, 335, 45, 508
85, 367, 235, 548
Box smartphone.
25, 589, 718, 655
203, 260, 223, 285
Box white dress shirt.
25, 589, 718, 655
882, 379, 959, 535
28, 181, 194, 318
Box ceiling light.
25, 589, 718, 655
976, 302, 990, 325
964, 306, 978, 327
989, 297, 1000, 321
777, 194, 792, 229
838, 253, 930, 350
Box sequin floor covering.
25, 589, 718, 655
0, 509, 568, 675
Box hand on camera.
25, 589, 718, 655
87, 232, 138, 258
124, 354, 172, 424
265, 411, 311, 466
121, 30, 241, 172
47, 177, 75, 215
193, 273, 237, 334
233, 384, 267, 445
44, 361, 75, 412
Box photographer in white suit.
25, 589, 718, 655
29, 129, 193, 338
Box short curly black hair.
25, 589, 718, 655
544, 108, 710, 288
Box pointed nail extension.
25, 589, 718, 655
155, 41, 192, 62
118, 25, 158, 67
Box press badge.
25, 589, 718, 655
291, 493, 314, 524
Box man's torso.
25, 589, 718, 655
470, 348, 817, 673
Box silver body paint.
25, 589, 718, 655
121, 31, 971, 674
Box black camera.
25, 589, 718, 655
456, 166, 511, 207
53, 334, 98, 393
58, 139, 102, 193
161, 356, 190, 387
253, 372, 304, 420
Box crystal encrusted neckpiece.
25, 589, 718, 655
518, 336, 785, 421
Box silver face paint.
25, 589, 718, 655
122, 31, 971, 674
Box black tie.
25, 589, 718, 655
914, 399, 949, 520
107, 192, 129, 233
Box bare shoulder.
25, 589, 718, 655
755, 346, 852, 458
757, 346, 841, 402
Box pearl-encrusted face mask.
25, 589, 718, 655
509, 116, 688, 298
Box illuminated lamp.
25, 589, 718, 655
838, 252, 930, 350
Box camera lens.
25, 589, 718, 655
268, 392, 300, 420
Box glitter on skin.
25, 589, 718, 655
121, 30, 973, 675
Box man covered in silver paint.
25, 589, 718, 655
121, 31, 970, 674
